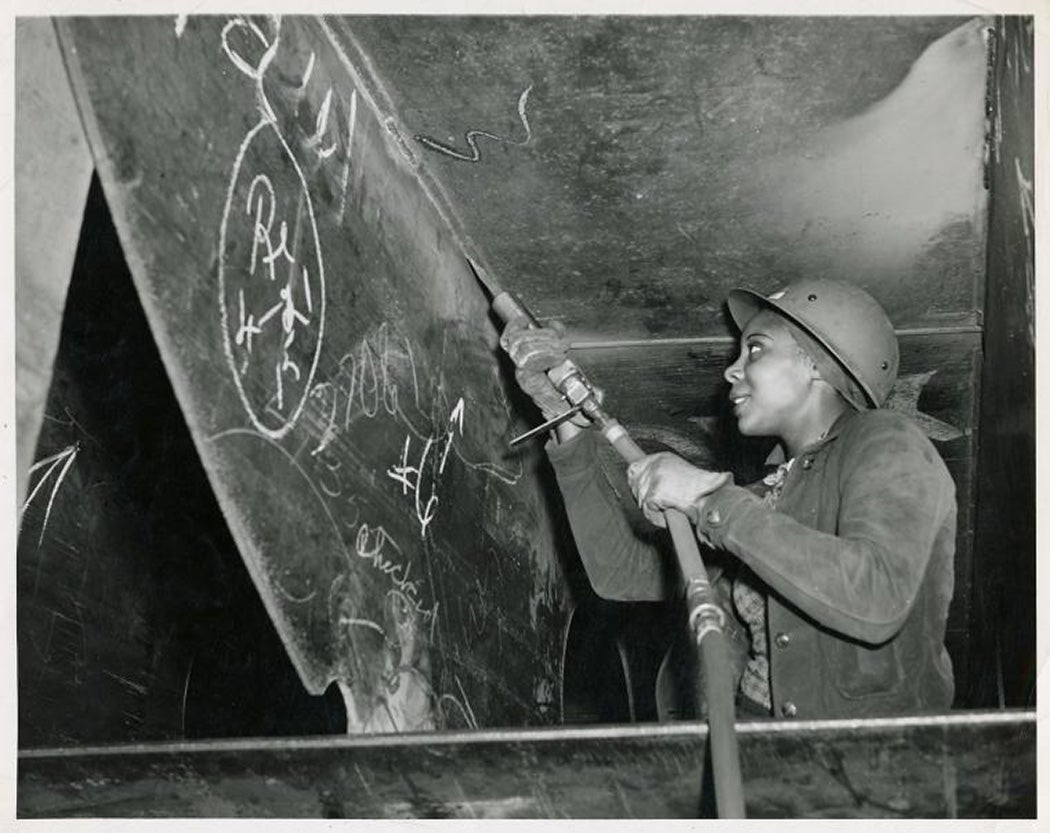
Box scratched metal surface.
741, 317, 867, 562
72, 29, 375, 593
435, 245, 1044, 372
337, 16, 990, 338
17, 711, 1036, 818
54, 15, 567, 736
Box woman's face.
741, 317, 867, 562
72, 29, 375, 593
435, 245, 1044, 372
723, 310, 815, 438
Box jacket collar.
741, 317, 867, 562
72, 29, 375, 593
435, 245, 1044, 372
763, 407, 858, 465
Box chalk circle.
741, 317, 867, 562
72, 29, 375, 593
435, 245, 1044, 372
218, 118, 327, 440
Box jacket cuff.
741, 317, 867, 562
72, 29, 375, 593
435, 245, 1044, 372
695, 483, 763, 546
545, 428, 598, 476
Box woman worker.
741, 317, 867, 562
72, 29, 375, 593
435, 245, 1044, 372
501, 278, 956, 719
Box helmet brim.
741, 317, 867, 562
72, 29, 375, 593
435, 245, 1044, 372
726, 287, 880, 409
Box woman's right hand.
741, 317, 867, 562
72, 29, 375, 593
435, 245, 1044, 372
499, 319, 590, 428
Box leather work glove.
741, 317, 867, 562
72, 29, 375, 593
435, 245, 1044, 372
627, 451, 732, 527
499, 319, 591, 428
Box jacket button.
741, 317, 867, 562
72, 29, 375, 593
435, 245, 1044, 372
802, 459, 813, 470
781, 701, 798, 718
774, 632, 791, 648
706, 509, 722, 525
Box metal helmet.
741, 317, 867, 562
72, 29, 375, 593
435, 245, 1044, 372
726, 278, 899, 408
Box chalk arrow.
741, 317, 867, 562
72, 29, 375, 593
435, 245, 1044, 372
439, 398, 466, 475
22, 443, 79, 546
449, 397, 466, 434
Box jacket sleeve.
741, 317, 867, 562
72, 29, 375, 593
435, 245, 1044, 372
695, 413, 955, 645
546, 429, 670, 601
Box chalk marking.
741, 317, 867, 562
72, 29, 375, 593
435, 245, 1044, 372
315, 452, 342, 498
247, 174, 275, 274
22, 443, 79, 546
209, 428, 439, 676
219, 18, 327, 440
298, 52, 316, 94
342, 493, 362, 531
438, 693, 478, 730
386, 436, 439, 538
454, 675, 478, 729
415, 85, 533, 163
26, 444, 76, 477
439, 397, 465, 475
337, 90, 358, 223
218, 118, 327, 440
279, 283, 310, 336
180, 656, 194, 736
350, 524, 440, 638
415, 437, 439, 538
388, 588, 439, 644
306, 88, 339, 159
220, 16, 280, 121
309, 383, 340, 456
1015, 156, 1034, 244
310, 19, 537, 481
257, 299, 282, 328
174, 15, 188, 38
342, 617, 385, 637
333, 324, 425, 441
274, 582, 318, 604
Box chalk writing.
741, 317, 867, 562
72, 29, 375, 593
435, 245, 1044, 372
387, 436, 439, 537
356, 525, 421, 602
212, 427, 444, 622
386, 398, 466, 537
210, 20, 543, 734
297, 323, 423, 460
337, 324, 421, 428
282, 44, 359, 219
415, 84, 533, 163
22, 443, 79, 546
219, 16, 327, 439
306, 88, 339, 159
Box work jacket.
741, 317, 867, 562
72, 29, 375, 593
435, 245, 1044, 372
547, 407, 956, 719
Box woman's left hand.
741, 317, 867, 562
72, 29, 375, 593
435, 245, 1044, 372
627, 452, 731, 527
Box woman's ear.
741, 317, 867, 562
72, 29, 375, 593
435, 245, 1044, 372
796, 346, 822, 381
